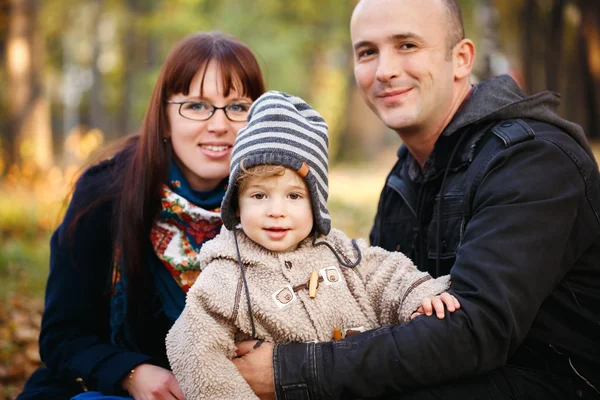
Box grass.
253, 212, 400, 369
0, 180, 67, 304
0, 236, 51, 301
328, 160, 392, 239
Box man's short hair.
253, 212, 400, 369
443, 0, 465, 53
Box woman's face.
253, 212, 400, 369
166, 61, 252, 191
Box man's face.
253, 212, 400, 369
351, 0, 457, 135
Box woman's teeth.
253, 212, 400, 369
201, 145, 229, 151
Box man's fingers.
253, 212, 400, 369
232, 355, 246, 367
233, 342, 276, 397
168, 380, 186, 400
454, 296, 461, 309
235, 340, 260, 357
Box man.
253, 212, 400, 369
234, 0, 600, 398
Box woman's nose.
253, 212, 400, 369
207, 108, 230, 135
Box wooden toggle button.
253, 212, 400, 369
333, 328, 343, 341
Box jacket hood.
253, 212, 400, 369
444, 75, 596, 166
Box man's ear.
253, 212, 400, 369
454, 39, 476, 80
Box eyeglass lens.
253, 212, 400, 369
179, 101, 251, 121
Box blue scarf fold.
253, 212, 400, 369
110, 161, 226, 352
167, 161, 227, 210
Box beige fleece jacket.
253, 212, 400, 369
166, 227, 450, 400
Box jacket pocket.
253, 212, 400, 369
381, 216, 418, 256
427, 192, 465, 260
377, 181, 419, 255
280, 383, 311, 400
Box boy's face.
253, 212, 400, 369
238, 168, 313, 253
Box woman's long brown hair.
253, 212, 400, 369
72, 32, 265, 349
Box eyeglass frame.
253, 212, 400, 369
166, 100, 252, 122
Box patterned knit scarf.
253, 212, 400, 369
110, 162, 226, 350
150, 184, 223, 291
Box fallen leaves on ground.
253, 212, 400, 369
0, 295, 43, 400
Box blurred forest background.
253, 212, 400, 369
1, 0, 600, 397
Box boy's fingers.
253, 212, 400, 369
433, 297, 445, 319
411, 305, 424, 319
454, 296, 461, 309
441, 293, 456, 311
422, 298, 432, 315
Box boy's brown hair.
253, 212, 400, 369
236, 162, 288, 196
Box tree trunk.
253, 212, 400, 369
578, 0, 600, 139
478, 0, 500, 80
89, 0, 107, 137
308, 45, 352, 163
545, 0, 565, 92
522, 0, 536, 94
118, 0, 138, 137
6, 0, 52, 170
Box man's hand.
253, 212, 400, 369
121, 363, 185, 399
411, 292, 460, 320
233, 340, 276, 400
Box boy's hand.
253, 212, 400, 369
410, 292, 460, 320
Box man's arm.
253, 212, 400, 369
269, 137, 587, 398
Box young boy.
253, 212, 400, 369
166, 91, 458, 400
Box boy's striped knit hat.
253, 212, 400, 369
221, 90, 331, 235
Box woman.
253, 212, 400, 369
18, 31, 265, 400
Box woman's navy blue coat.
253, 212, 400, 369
19, 155, 172, 399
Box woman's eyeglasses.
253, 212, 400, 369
167, 101, 251, 122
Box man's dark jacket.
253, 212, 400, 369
273, 75, 600, 399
